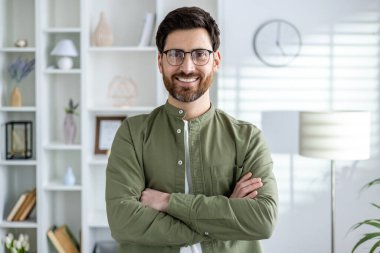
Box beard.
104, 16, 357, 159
162, 71, 214, 103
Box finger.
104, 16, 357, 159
237, 177, 261, 190
244, 190, 258, 199
238, 172, 252, 182
236, 181, 263, 197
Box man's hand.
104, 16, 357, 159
140, 188, 170, 212
230, 172, 263, 199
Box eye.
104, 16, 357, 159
168, 50, 184, 58
194, 50, 208, 59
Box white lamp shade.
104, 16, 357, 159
50, 39, 78, 57
299, 111, 370, 160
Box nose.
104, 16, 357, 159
179, 53, 196, 74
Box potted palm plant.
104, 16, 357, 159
350, 178, 380, 253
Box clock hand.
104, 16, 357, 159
276, 22, 287, 56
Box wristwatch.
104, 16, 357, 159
253, 19, 302, 67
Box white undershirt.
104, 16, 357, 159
180, 120, 202, 253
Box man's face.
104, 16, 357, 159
158, 28, 220, 103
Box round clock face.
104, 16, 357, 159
253, 19, 302, 67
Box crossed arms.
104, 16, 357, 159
106, 122, 278, 247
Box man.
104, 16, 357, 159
106, 6, 278, 253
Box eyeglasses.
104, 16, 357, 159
162, 49, 214, 66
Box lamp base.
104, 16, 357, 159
57, 57, 73, 70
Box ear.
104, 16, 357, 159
158, 53, 163, 74
213, 50, 221, 72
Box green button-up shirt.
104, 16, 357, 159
106, 102, 278, 253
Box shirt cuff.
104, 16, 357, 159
167, 193, 194, 225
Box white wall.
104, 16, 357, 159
219, 0, 380, 252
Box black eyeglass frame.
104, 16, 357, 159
162, 49, 214, 66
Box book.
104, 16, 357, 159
54, 225, 80, 253
18, 188, 37, 221
138, 12, 156, 47
13, 188, 36, 221
6, 192, 28, 221
47, 226, 65, 253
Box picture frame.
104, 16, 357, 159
94, 116, 126, 154
5, 121, 33, 160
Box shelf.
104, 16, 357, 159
89, 159, 108, 166
0, 107, 37, 112
44, 143, 82, 150
44, 28, 81, 33
44, 182, 82, 191
0, 160, 37, 166
89, 211, 108, 228
0, 47, 36, 53
0, 220, 38, 228
44, 68, 82, 74
88, 106, 155, 113
89, 46, 156, 52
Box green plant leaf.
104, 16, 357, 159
369, 240, 380, 253
350, 219, 380, 231
361, 178, 380, 192
352, 232, 380, 253
371, 203, 380, 210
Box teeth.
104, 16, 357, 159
178, 77, 197, 83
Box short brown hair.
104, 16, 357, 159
156, 6, 220, 53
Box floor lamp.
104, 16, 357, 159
299, 111, 371, 253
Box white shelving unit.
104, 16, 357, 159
0, 0, 219, 252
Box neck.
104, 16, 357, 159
168, 90, 211, 120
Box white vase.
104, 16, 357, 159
63, 114, 76, 144
63, 166, 76, 186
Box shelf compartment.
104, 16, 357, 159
0, 0, 35, 48
42, 74, 81, 144
45, 0, 80, 29
44, 32, 81, 70
87, 53, 157, 108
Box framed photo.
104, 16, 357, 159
94, 116, 126, 154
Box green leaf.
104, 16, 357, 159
369, 240, 380, 253
371, 203, 380, 210
361, 178, 380, 191
352, 232, 380, 253
350, 219, 380, 231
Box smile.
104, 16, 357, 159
176, 77, 199, 83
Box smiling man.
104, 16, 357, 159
106, 6, 278, 253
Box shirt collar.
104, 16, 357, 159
164, 100, 215, 123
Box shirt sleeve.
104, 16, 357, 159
106, 121, 210, 247
166, 128, 278, 241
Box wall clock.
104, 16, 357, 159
253, 19, 302, 67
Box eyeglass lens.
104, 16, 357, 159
165, 49, 212, 66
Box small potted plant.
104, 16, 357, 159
3, 233, 30, 253
64, 98, 79, 144
7, 57, 35, 107
350, 178, 380, 253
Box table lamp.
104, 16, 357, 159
50, 39, 78, 70
299, 111, 371, 253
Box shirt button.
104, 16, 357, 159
176, 129, 181, 134
204, 232, 209, 236
179, 110, 184, 114
178, 160, 183, 165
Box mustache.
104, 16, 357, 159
173, 72, 200, 78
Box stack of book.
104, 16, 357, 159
6, 188, 37, 221
47, 224, 80, 253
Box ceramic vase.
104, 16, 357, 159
10, 86, 22, 107
63, 113, 76, 144
63, 166, 76, 186
93, 12, 114, 46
